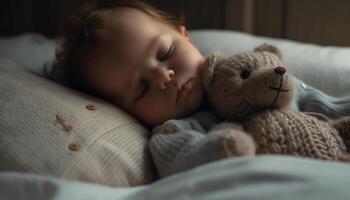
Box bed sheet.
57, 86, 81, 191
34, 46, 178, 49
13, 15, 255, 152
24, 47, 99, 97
1, 156, 350, 200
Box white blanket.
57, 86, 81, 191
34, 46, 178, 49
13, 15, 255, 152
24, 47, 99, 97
1, 156, 350, 200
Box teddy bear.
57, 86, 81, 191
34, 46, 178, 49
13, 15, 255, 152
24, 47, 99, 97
201, 44, 350, 160
149, 44, 350, 178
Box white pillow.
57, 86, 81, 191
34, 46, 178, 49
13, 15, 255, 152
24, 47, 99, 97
190, 30, 350, 97
0, 57, 155, 186
0, 33, 56, 75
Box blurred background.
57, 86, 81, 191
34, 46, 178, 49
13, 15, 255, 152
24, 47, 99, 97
1, 0, 350, 46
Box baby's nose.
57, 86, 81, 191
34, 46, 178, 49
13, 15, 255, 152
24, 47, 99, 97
153, 68, 175, 90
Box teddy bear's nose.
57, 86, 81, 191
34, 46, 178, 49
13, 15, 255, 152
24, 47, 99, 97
274, 66, 287, 75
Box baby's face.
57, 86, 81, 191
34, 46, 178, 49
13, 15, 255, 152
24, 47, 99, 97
84, 8, 204, 127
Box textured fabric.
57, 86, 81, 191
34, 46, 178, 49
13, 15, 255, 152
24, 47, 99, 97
291, 78, 350, 119
244, 109, 346, 160
149, 113, 255, 177
0, 58, 155, 186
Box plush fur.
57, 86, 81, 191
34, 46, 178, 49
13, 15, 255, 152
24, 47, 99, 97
202, 44, 350, 160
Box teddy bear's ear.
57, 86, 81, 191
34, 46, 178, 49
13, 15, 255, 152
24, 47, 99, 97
202, 53, 223, 91
254, 44, 283, 61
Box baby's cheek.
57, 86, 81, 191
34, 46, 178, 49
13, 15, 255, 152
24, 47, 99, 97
177, 43, 203, 73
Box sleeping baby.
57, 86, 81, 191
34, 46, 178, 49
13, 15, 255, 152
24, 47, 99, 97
54, 0, 350, 178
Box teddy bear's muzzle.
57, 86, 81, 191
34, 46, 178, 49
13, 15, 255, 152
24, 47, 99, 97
274, 66, 287, 75
269, 66, 290, 93
267, 66, 294, 108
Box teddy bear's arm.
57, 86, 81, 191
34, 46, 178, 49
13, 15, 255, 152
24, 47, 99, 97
208, 123, 256, 157
210, 121, 244, 131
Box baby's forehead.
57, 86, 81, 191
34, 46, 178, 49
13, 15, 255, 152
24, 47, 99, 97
106, 7, 165, 34
94, 18, 176, 66
87, 7, 178, 69
96, 9, 167, 50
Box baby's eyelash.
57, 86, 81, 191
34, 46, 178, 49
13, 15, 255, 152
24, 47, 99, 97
158, 43, 174, 62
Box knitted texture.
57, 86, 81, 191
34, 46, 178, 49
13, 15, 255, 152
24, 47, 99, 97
0, 59, 155, 186
202, 47, 292, 121
333, 116, 350, 150
202, 45, 348, 161
244, 109, 346, 160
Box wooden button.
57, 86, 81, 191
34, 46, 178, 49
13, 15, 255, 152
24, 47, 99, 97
86, 104, 96, 110
68, 142, 80, 151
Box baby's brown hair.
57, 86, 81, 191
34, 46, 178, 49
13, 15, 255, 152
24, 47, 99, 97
54, 0, 182, 99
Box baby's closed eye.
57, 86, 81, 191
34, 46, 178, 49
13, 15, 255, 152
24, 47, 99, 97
157, 43, 175, 62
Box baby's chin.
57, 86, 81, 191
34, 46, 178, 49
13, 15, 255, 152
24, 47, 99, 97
143, 102, 200, 128
140, 108, 181, 128
139, 115, 165, 128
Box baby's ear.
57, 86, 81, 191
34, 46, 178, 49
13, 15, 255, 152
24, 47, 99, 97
254, 44, 283, 61
202, 53, 223, 91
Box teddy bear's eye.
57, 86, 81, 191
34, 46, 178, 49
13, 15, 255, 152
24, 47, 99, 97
240, 69, 251, 79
